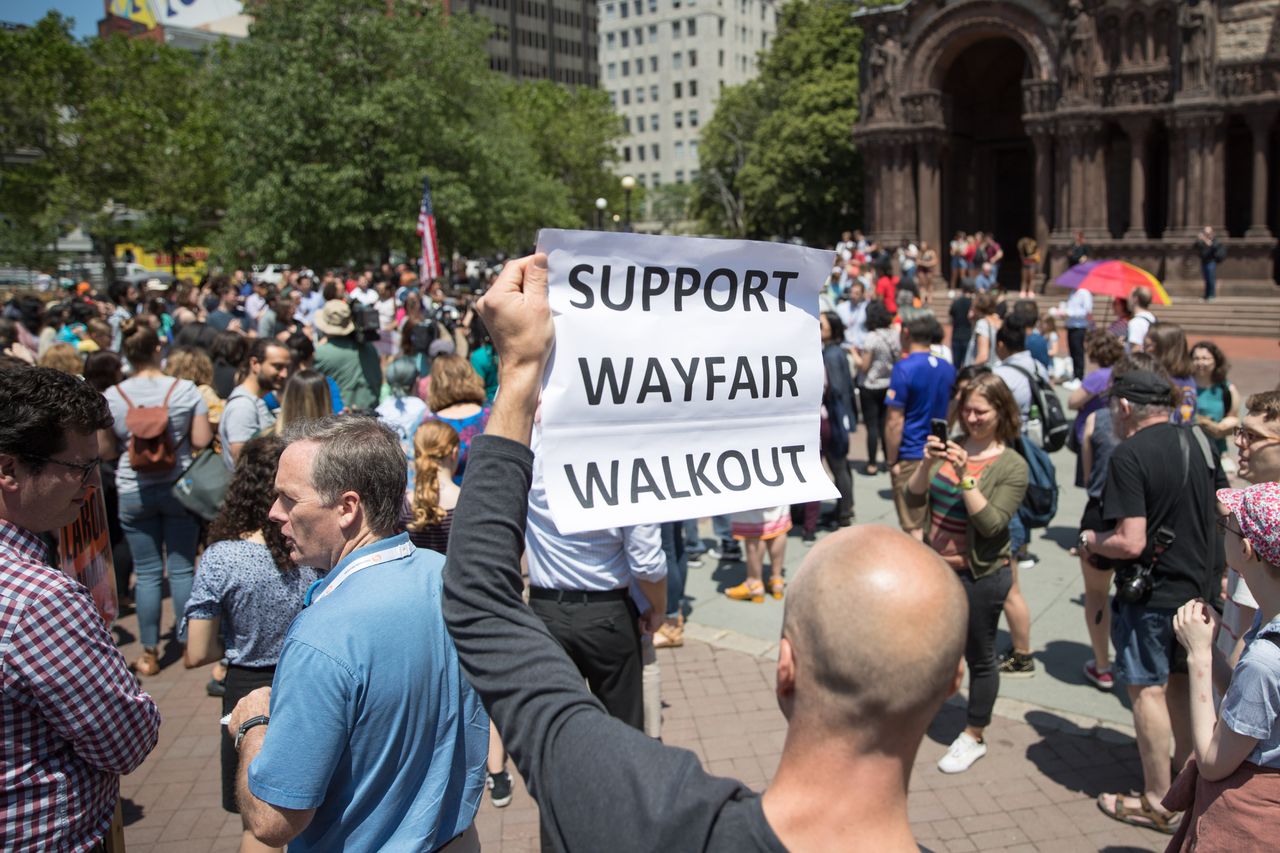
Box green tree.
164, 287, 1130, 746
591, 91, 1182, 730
0, 14, 87, 271
648, 182, 696, 233
692, 0, 866, 243
214, 0, 572, 267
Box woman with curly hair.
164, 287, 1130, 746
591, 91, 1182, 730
181, 434, 320, 850
407, 420, 460, 554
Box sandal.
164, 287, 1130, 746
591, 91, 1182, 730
653, 620, 684, 649
768, 577, 785, 600
1096, 792, 1181, 835
725, 580, 765, 603
133, 648, 160, 677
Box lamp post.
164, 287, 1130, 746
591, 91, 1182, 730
595, 197, 608, 230
611, 214, 621, 230
621, 175, 636, 232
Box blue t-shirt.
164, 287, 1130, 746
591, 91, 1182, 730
248, 534, 488, 851
1221, 613, 1280, 769
1027, 332, 1051, 369
886, 350, 956, 461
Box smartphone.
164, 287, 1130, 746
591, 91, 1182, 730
930, 418, 949, 444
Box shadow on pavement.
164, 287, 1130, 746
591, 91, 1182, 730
1039, 524, 1080, 552
710, 558, 746, 593
1023, 709, 1143, 798
121, 797, 144, 826
1039, 639, 1134, 712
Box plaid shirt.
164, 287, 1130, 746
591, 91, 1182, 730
0, 519, 161, 850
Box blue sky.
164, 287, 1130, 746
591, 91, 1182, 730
5, 1, 106, 38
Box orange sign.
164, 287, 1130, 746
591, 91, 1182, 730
58, 473, 119, 628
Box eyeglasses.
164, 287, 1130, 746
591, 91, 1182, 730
26, 454, 101, 486
1216, 514, 1243, 538
1235, 426, 1280, 447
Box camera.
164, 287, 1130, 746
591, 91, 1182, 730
350, 301, 381, 344
1115, 526, 1176, 604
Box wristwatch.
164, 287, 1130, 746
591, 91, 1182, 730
1078, 530, 1091, 553
959, 476, 977, 491
235, 715, 270, 751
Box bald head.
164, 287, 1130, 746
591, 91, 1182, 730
781, 525, 967, 742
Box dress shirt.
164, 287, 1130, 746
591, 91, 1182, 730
525, 431, 666, 592
0, 519, 160, 850
1064, 288, 1093, 329
294, 290, 324, 326
836, 298, 868, 351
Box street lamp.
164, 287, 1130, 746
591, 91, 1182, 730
595, 197, 608, 230
621, 175, 636, 232
611, 214, 621, 230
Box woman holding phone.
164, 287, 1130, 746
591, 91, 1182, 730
905, 373, 1029, 774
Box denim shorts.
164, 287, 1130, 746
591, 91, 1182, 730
1111, 601, 1187, 687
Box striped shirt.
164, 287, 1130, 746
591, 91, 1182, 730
927, 456, 997, 571
0, 520, 161, 850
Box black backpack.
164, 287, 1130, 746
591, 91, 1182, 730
1008, 364, 1070, 453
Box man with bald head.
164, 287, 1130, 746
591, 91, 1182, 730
442, 253, 969, 851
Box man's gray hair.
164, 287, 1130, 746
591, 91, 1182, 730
282, 415, 407, 536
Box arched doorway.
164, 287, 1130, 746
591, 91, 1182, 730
940, 38, 1035, 291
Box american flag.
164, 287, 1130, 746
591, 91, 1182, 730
417, 176, 441, 283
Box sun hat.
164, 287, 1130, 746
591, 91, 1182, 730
145, 278, 169, 292
1217, 481, 1280, 567
315, 299, 355, 337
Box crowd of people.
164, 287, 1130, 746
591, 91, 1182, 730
0, 234, 1276, 852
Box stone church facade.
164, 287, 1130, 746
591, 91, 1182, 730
851, 0, 1280, 296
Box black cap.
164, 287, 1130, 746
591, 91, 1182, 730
1111, 370, 1173, 406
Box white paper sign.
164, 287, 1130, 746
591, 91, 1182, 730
535, 229, 839, 534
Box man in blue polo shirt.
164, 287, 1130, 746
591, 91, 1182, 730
885, 314, 956, 540
228, 417, 487, 852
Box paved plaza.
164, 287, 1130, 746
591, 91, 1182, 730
111, 336, 1276, 852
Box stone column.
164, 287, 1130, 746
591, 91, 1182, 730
1202, 118, 1226, 233
862, 144, 882, 233
1052, 124, 1071, 237
915, 134, 942, 253
1246, 112, 1274, 238
1165, 120, 1188, 237
1120, 117, 1150, 239
1084, 128, 1109, 239
1029, 125, 1054, 254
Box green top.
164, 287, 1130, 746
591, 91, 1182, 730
470, 344, 499, 403
905, 446, 1029, 578
314, 337, 382, 411
1195, 382, 1230, 454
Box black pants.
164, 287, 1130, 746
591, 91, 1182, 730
221, 664, 277, 812
1068, 327, 1087, 381
861, 386, 890, 466
960, 565, 1012, 729
822, 446, 854, 523
529, 595, 643, 730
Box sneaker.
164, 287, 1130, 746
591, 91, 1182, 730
1016, 551, 1040, 570
206, 677, 226, 697
708, 542, 742, 562
486, 770, 513, 808
1083, 659, 1115, 690
937, 732, 987, 773
998, 650, 1036, 678
686, 554, 704, 569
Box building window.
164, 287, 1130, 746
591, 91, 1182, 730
673, 52, 683, 70
637, 116, 646, 132
635, 27, 643, 45
690, 140, 698, 156
621, 31, 629, 47
648, 24, 657, 40
649, 0, 658, 11
674, 111, 683, 128
623, 146, 631, 162
651, 113, 660, 130
688, 49, 697, 67
687, 17, 697, 36
688, 80, 697, 96
623, 116, 631, 132
637, 87, 645, 103
674, 81, 682, 98
608, 90, 616, 106
639, 146, 646, 161
672, 20, 681, 37
649, 56, 658, 72
605, 2, 615, 18
652, 172, 661, 187
606, 33, 616, 49
675, 141, 684, 158
652, 144, 660, 159
621, 60, 629, 76
620, 1, 628, 16
688, 108, 699, 127
675, 169, 685, 183
650, 84, 659, 101
607, 62, 617, 79
633, 0, 641, 14
622, 89, 631, 104
638, 175, 647, 187
718, 49, 724, 67
690, 169, 699, 180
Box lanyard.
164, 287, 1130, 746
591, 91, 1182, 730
305, 539, 413, 607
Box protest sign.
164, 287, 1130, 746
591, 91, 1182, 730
536, 229, 838, 534
58, 471, 119, 628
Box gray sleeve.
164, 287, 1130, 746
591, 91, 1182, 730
221, 395, 261, 445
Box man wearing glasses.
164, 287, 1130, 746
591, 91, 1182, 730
1218, 391, 1280, 667
0, 364, 161, 851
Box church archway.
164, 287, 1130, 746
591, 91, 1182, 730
939, 37, 1035, 292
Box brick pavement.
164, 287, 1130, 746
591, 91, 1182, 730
115, 602, 1166, 852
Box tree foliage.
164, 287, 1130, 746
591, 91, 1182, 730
2, 4, 628, 272
692, 0, 865, 243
